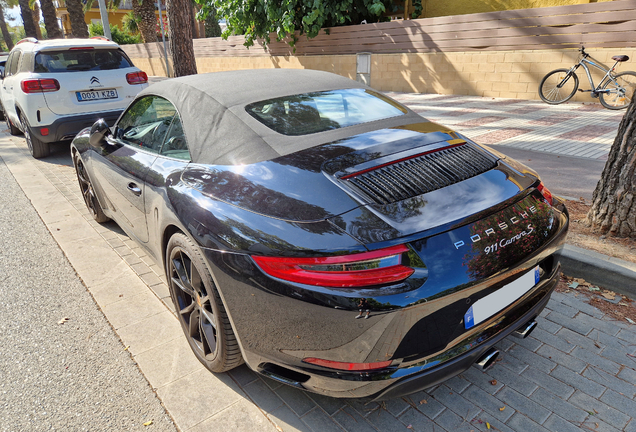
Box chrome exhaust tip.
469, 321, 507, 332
475, 348, 499, 371
513, 320, 537, 339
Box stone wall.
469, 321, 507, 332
128, 47, 636, 102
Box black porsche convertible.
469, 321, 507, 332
71, 69, 568, 400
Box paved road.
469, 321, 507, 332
0, 153, 176, 431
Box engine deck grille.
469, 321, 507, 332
343, 144, 497, 205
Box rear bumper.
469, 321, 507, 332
201, 204, 567, 399
31, 110, 122, 143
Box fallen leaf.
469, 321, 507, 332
499, 406, 505, 411
490, 379, 497, 385
419, 399, 427, 404
619, 302, 629, 306
58, 317, 69, 325
124, 346, 130, 351
626, 318, 635, 324
406, 425, 413, 430
143, 420, 153, 426
486, 422, 491, 429
601, 293, 615, 300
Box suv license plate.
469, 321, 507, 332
76, 89, 118, 102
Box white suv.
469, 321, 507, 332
0, 37, 148, 158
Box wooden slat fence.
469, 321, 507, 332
121, 0, 636, 59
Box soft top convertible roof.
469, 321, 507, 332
139, 69, 422, 165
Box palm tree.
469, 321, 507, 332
65, 0, 88, 37
39, 0, 63, 38
18, 0, 37, 38
132, 0, 157, 43
167, 0, 196, 76
29, 0, 42, 39
0, 2, 14, 50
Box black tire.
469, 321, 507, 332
20, 113, 50, 159
599, 71, 636, 110
0, 106, 5, 121
166, 233, 243, 373
6, 112, 21, 136
73, 153, 110, 223
538, 68, 579, 104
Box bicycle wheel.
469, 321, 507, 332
599, 71, 636, 110
538, 68, 579, 104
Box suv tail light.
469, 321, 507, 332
21, 79, 60, 93
537, 182, 553, 206
252, 244, 414, 288
126, 71, 148, 85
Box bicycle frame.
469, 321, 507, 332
566, 55, 622, 94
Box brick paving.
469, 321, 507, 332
2, 93, 635, 432
389, 93, 624, 161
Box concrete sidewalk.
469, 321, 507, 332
1, 94, 635, 432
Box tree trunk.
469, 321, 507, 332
166, 0, 197, 77
133, 0, 157, 43
65, 0, 89, 38
586, 98, 636, 237
40, 0, 64, 39
19, 0, 38, 38
0, 4, 14, 50
32, 2, 43, 39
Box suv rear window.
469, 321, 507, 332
246, 89, 407, 136
34, 49, 132, 73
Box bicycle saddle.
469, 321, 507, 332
612, 55, 629, 62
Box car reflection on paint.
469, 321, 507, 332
71, 69, 568, 400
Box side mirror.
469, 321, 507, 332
89, 119, 112, 147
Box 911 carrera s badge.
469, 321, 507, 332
453, 203, 539, 250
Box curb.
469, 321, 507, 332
560, 244, 636, 299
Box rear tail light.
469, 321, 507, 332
537, 182, 553, 206
252, 244, 414, 288
69, 46, 94, 50
21, 79, 60, 93
126, 71, 148, 85
303, 357, 393, 371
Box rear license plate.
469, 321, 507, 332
464, 266, 540, 329
76, 89, 118, 102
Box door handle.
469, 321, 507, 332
127, 182, 142, 196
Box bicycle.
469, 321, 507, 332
538, 46, 636, 110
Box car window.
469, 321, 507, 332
117, 96, 177, 153
19, 52, 33, 73
246, 88, 407, 136
34, 49, 133, 73
160, 114, 190, 161
7, 51, 21, 76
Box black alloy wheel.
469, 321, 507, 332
74, 154, 110, 223
167, 233, 243, 373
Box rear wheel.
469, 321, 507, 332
21, 114, 50, 159
6, 113, 20, 136
600, 71, 636, 110
538, 68, 579, 104
167, 233, 243, 373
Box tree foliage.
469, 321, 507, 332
197, 0, 394, 48
88, 22, 141, 44
204, 7, 221, 38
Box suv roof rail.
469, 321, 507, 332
16, 37, 38, 45
90, 36, 110, 41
